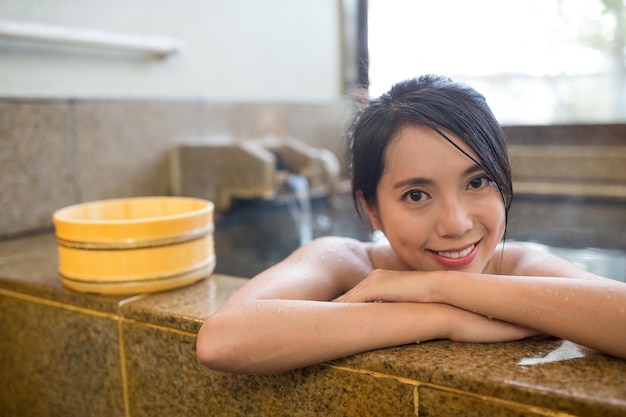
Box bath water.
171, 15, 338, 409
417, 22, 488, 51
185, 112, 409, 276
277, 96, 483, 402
214, 192, 625, 281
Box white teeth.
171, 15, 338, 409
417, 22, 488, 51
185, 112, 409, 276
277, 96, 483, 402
437, 244, 475, 259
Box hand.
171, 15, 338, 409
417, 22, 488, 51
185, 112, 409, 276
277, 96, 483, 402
334, 269, 438, 303
335, 269, 541, 343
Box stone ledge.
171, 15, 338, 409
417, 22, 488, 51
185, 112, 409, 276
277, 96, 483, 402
1, 233, 626, 416
510, 146, 626, 182
513, 181, 626, 200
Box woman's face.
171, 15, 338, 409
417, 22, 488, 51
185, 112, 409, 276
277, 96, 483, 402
364, 124, 506, 273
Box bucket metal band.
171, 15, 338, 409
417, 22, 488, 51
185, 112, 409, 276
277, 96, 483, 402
56, 224, 214, 250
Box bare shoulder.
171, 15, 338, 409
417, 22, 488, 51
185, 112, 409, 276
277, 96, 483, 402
295, 235, 370, 258
298, 236, 374, 282
234, 236, 375, 301
488, 241, 600, 279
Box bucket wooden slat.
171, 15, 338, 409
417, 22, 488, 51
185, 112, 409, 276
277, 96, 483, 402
53, 197, 215, 294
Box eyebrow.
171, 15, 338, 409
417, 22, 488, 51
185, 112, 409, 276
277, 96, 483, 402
392, 164, 485, 189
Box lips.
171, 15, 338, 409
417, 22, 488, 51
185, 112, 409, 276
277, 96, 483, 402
437, 244, 475, 259
429, 242, 479, 268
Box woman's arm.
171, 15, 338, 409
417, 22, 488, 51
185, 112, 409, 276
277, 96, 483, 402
434, 272, 626, 359
198, 298, 475, 374
196, 237, 536, 374
336, 244, 626, 359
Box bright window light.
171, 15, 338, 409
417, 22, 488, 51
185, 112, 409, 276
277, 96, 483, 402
368, 0, 625, 124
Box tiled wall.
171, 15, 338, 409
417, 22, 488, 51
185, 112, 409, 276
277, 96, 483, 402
0, 98, 356, 239
504, 124, 626, 200
2, 98, 625, 240
3, 233, 625, 416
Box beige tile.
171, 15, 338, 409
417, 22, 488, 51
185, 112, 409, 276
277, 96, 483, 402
503, 124, 626, 147
74, 101, 202, 202
198, 103, 236, 136
120, 274, 246, 333
418, 386, 547, 417
0, 292, 125, 417
123, 321, 416, 417
330, 338, 626, 416
286, 101, 355, 155
229, 103, 288, 140
510, 146, 626, 183
0, 233, 129, 313
0, 101, 76, 238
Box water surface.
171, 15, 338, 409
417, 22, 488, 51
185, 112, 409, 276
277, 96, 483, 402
213, 192, 625, 281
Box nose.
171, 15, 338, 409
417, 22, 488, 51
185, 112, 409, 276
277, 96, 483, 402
435, 198, 473, 238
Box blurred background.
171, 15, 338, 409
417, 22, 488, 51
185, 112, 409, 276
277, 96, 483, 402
1, 0, 624, 279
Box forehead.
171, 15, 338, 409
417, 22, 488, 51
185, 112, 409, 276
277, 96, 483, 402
385, 124, 480, 167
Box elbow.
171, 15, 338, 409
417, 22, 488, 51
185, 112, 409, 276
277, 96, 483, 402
196, 307, 298, 375
196, 314, 271, 374
196, 316, 242, 373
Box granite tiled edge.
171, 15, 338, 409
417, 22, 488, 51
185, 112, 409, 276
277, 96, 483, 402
119, 274, 245, 333
120, 268, 626, 416
330, 340, 626, 416
0, 290, 125, 416
418, 385, 549, 417
123, 321, 417, 417
2, 233, 626, 416
119, 266, 626, 415
0, 233, 129, 314
0, 232, 244, 321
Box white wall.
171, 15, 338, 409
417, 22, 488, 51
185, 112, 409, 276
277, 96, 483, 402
0, 0, 342, 101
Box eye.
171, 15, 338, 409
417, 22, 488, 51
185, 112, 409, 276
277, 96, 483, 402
402, 189, 430, 203
467, 176, 493, 190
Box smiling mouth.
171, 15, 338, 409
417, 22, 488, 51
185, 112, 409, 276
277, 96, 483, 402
436, 243, 476, 259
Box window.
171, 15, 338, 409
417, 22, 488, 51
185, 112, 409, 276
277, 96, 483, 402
366, 0, 625, 124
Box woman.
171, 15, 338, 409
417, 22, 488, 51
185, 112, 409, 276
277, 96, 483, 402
196, 75, 626, 375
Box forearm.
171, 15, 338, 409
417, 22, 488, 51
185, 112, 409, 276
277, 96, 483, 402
197, 299, 447, 374
435, 272, 626, 359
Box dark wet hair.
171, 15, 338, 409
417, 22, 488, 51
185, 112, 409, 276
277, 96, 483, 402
346, 74, 513, 227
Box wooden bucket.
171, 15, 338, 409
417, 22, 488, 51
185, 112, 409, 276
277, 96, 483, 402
53, 197, 215, 294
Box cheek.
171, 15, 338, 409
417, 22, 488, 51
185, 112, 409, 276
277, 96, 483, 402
489, 200, 507, 238
473, 191, 506, 235
383, 208, 430, 247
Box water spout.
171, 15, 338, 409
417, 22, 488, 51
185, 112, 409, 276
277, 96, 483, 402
285, 173, 313, 246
